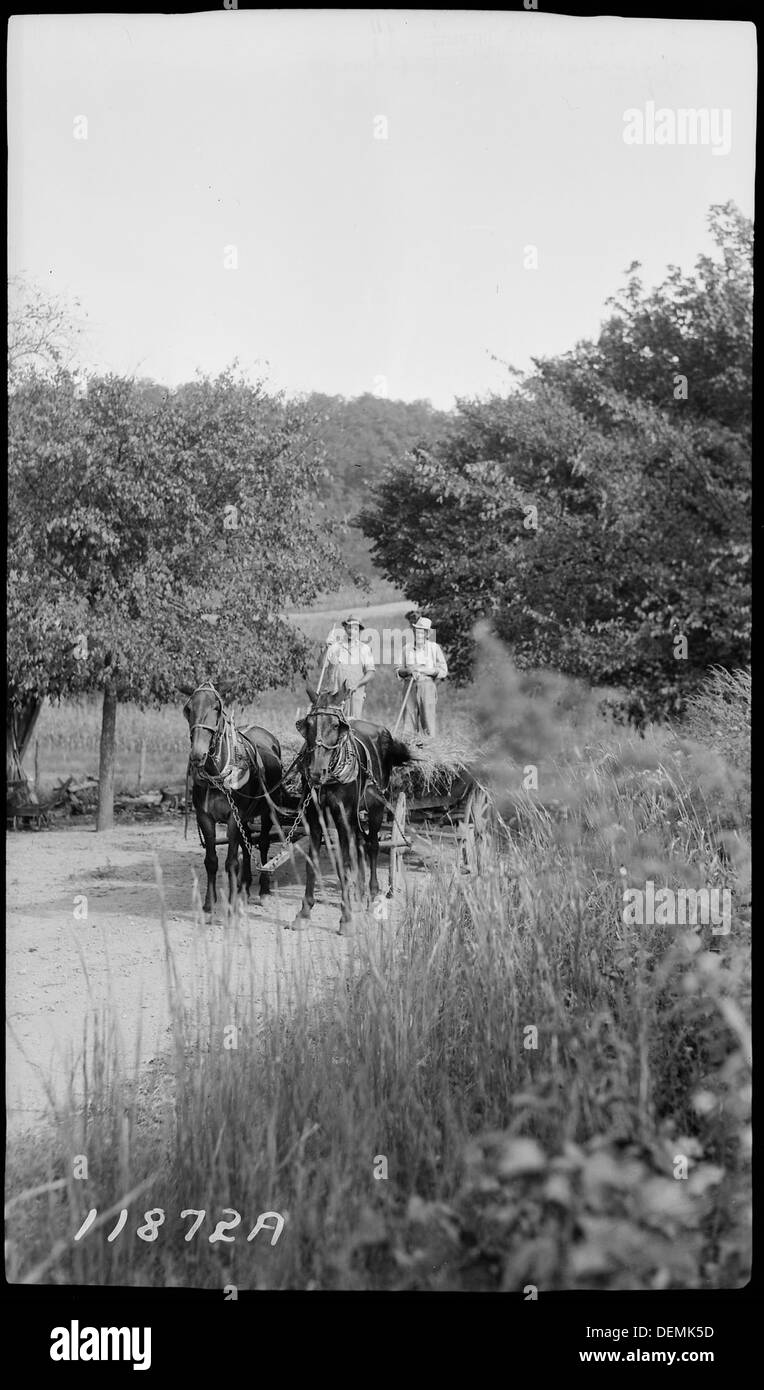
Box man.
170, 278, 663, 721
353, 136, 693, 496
397, 616, 448, 737
324, 615, 375, 718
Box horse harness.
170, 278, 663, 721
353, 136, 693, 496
305, 703, 391, 839
184, 681, 309, 861
184, 685, 398, 861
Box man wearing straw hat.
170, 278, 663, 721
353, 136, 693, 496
324, 615, 376, 718
397, 616, 448, 738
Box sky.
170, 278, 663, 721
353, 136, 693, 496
7, 10, 757, 410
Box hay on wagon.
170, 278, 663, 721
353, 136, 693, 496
392, 731, 477, 799
280, 724, 481, 800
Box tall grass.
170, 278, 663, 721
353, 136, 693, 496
7, 647, 750, 1289
680, 665, 751, 774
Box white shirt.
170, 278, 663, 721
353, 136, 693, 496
404, 637, 448, 680
326, 631, 375, 687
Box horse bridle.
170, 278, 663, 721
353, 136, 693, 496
306, 703, 352, 755
302, 702, 384, 789
183, 681, 226, 741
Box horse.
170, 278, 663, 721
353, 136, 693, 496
179, 680, 283, 918
288, 680, 411, 935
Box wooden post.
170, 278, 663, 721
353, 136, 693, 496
315, 651, 329, 696
388, 791, 407, 896
392, 678, 414, 736
137, 738, 146, 793
34, 738, 39, 790
316, 614, 341, 696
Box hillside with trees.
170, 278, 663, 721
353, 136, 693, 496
297, 392, 452, 602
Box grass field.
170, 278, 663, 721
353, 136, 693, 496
6, 656, 750, 1290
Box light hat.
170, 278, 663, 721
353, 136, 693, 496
413, 616, 432, 631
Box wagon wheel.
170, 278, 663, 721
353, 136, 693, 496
460, 783, 495, 873
387, 790, 408, 898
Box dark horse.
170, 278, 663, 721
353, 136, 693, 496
288, 681, 411, 935
180, 680, 283, 918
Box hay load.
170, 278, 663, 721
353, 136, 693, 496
393, 731, 477, 798
281, 715, 480, 801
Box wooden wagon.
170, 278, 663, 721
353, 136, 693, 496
379, 761, 495, 892
5, 776, 93, 829
6, 780, 52, 830
235, 761, 493, 889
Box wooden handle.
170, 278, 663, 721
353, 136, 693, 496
392, 678, 414, 735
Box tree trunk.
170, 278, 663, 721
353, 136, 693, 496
6, 722, 22, 784
6, 695, 43, 784
96, 683, 118, 831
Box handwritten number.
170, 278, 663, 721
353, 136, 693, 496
209, 1208, 242, 1243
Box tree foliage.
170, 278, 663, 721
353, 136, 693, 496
361, 202, 752, 718
9, 370, 342, 713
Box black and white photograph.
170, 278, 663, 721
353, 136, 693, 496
6, 3, 753, 1339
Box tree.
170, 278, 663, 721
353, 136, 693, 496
533, 202, 752, 436
7, 278, 89, 785
8, 275, 86, 386
8, 369, 343, 825
361, 203, 752, 718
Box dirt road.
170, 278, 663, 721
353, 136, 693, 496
6, 819, 404, 1134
